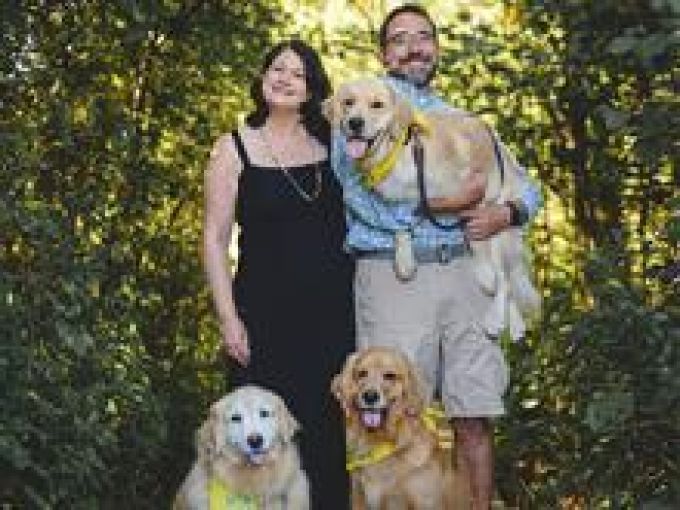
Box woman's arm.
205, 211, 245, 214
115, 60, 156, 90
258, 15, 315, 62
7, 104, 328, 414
203, 134, 249, 365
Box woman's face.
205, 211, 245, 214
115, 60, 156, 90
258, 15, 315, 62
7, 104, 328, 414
261, 48, 308, 111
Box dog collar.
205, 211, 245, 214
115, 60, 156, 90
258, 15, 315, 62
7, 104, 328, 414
209, 478, 258, 510
357, 111, 431, 189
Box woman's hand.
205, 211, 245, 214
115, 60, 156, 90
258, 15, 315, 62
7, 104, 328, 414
222, 316, 250, 366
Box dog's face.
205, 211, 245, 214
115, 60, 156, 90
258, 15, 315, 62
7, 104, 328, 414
325, 79, 412, 161
332, 347, 426, 434
199, 385, 299, 466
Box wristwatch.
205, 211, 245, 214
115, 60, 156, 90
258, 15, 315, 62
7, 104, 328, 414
505, 200, 529, 227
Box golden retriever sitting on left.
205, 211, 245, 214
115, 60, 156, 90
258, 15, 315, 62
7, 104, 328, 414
332, 347, 470, 509
173, 385, 309, 509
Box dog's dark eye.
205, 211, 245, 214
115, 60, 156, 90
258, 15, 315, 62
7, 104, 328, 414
230, 414, 242, 423
357, 369, 368, 379
383, 371, 397, 381
259, 409, 271, 418
370, 100, 385, 109
343, 98, 355, 107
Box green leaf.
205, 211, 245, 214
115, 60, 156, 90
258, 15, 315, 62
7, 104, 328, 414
667, 220, 680, 242
641, 499, 677, 510
608, 35, 637, 54
596, 105, 630, 130
584, 390, 634, 432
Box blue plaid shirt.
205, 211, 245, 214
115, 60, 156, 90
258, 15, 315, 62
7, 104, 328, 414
331, 76, 543, 253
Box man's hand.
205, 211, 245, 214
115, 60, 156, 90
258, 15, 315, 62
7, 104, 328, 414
459, 204, 512, 241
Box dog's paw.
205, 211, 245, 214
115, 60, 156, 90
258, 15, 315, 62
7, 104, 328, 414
482, 294, 506, 338
507, 302, 526, 342
472, 261, 497, 295
509, 269, 541, 316
394, 231, 417, 281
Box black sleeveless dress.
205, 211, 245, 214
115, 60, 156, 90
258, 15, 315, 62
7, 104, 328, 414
230, 131, 354, 509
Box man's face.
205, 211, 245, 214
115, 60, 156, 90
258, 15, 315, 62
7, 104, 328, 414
380, 12, 438, 87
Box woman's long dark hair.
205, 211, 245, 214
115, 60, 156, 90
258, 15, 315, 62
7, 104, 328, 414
246, 39, 331, 147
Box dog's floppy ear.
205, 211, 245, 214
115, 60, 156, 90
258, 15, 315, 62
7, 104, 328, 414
391, 87, 414, 131
321, 96, 335, 124
197, 396, 229, 460
403, 359, 428, 416
196, 409, 216, 461
275, 394, 300, 443
331, 351, 360, 416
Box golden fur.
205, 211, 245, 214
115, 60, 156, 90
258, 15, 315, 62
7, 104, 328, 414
325, 78, 540, 340
173, 385, 309, 509
332, 347, 471, 509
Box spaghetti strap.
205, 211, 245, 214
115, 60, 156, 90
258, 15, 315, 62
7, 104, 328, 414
231, 130, 250, 168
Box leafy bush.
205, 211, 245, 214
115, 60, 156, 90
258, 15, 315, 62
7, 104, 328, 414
498, 246, 679, 508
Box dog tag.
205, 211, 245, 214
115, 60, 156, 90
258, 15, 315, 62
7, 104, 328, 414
394, 230, 417, 281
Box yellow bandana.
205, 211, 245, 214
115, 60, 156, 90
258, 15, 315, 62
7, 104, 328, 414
345, 405, 444, 472
421, 404, 445, 433
346, 441, 397, 472
357, 111, 431, 189
208, 478, 259, 510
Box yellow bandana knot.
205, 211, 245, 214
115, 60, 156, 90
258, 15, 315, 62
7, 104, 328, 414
421, 404, 445, 433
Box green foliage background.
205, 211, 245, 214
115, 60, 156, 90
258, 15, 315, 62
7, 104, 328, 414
1, 1, 678, 508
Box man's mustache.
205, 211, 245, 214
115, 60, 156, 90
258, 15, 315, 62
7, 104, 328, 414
398, 53, 433, 65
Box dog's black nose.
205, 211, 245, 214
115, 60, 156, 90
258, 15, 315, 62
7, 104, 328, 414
247, 433, 263, 450
348, 117, 364, 133
362, 389, 380, 406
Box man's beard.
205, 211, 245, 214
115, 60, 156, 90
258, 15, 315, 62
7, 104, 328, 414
390, 57, 437, 88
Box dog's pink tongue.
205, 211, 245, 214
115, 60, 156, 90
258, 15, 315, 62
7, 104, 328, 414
346, 139, 368, 160
361, 411, 382, 429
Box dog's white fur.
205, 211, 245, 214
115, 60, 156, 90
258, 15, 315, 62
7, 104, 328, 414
173, 385, 309, 509
326, 78, 540, 340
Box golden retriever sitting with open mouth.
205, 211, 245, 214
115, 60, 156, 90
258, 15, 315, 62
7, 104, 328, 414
173, 385, 309, 510
325, 78, 540, 341
332, 347, 470, 509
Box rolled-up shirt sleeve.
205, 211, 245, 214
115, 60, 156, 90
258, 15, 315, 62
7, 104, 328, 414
520, 174, 542, 220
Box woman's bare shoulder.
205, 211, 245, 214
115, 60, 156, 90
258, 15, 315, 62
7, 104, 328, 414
208, 130, 243, 178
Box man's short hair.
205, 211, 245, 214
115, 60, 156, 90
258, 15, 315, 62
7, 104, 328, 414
378, 4, 437, 50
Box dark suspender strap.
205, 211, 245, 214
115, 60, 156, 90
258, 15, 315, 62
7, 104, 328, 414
415, 122, 506, 231
231, 129, 250, 168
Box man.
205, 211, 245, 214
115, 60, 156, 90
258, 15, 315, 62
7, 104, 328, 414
331, 4, 542, 509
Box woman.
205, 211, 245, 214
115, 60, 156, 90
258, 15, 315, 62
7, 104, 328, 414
203, 40, 354, 509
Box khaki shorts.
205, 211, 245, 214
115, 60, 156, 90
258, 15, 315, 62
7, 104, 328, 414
354, 256, 509, 418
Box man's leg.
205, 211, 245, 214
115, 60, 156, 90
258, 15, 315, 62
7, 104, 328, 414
437, 258, 508, 510
454, 417, 494, 510
353, 258, 439, 390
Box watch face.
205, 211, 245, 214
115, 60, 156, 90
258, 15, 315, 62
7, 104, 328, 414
507, 202, 522, 227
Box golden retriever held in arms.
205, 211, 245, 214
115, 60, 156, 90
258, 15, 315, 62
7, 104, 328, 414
325, 78, 540, 341
332, 347, 470, 509
173, 385, 309, 509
